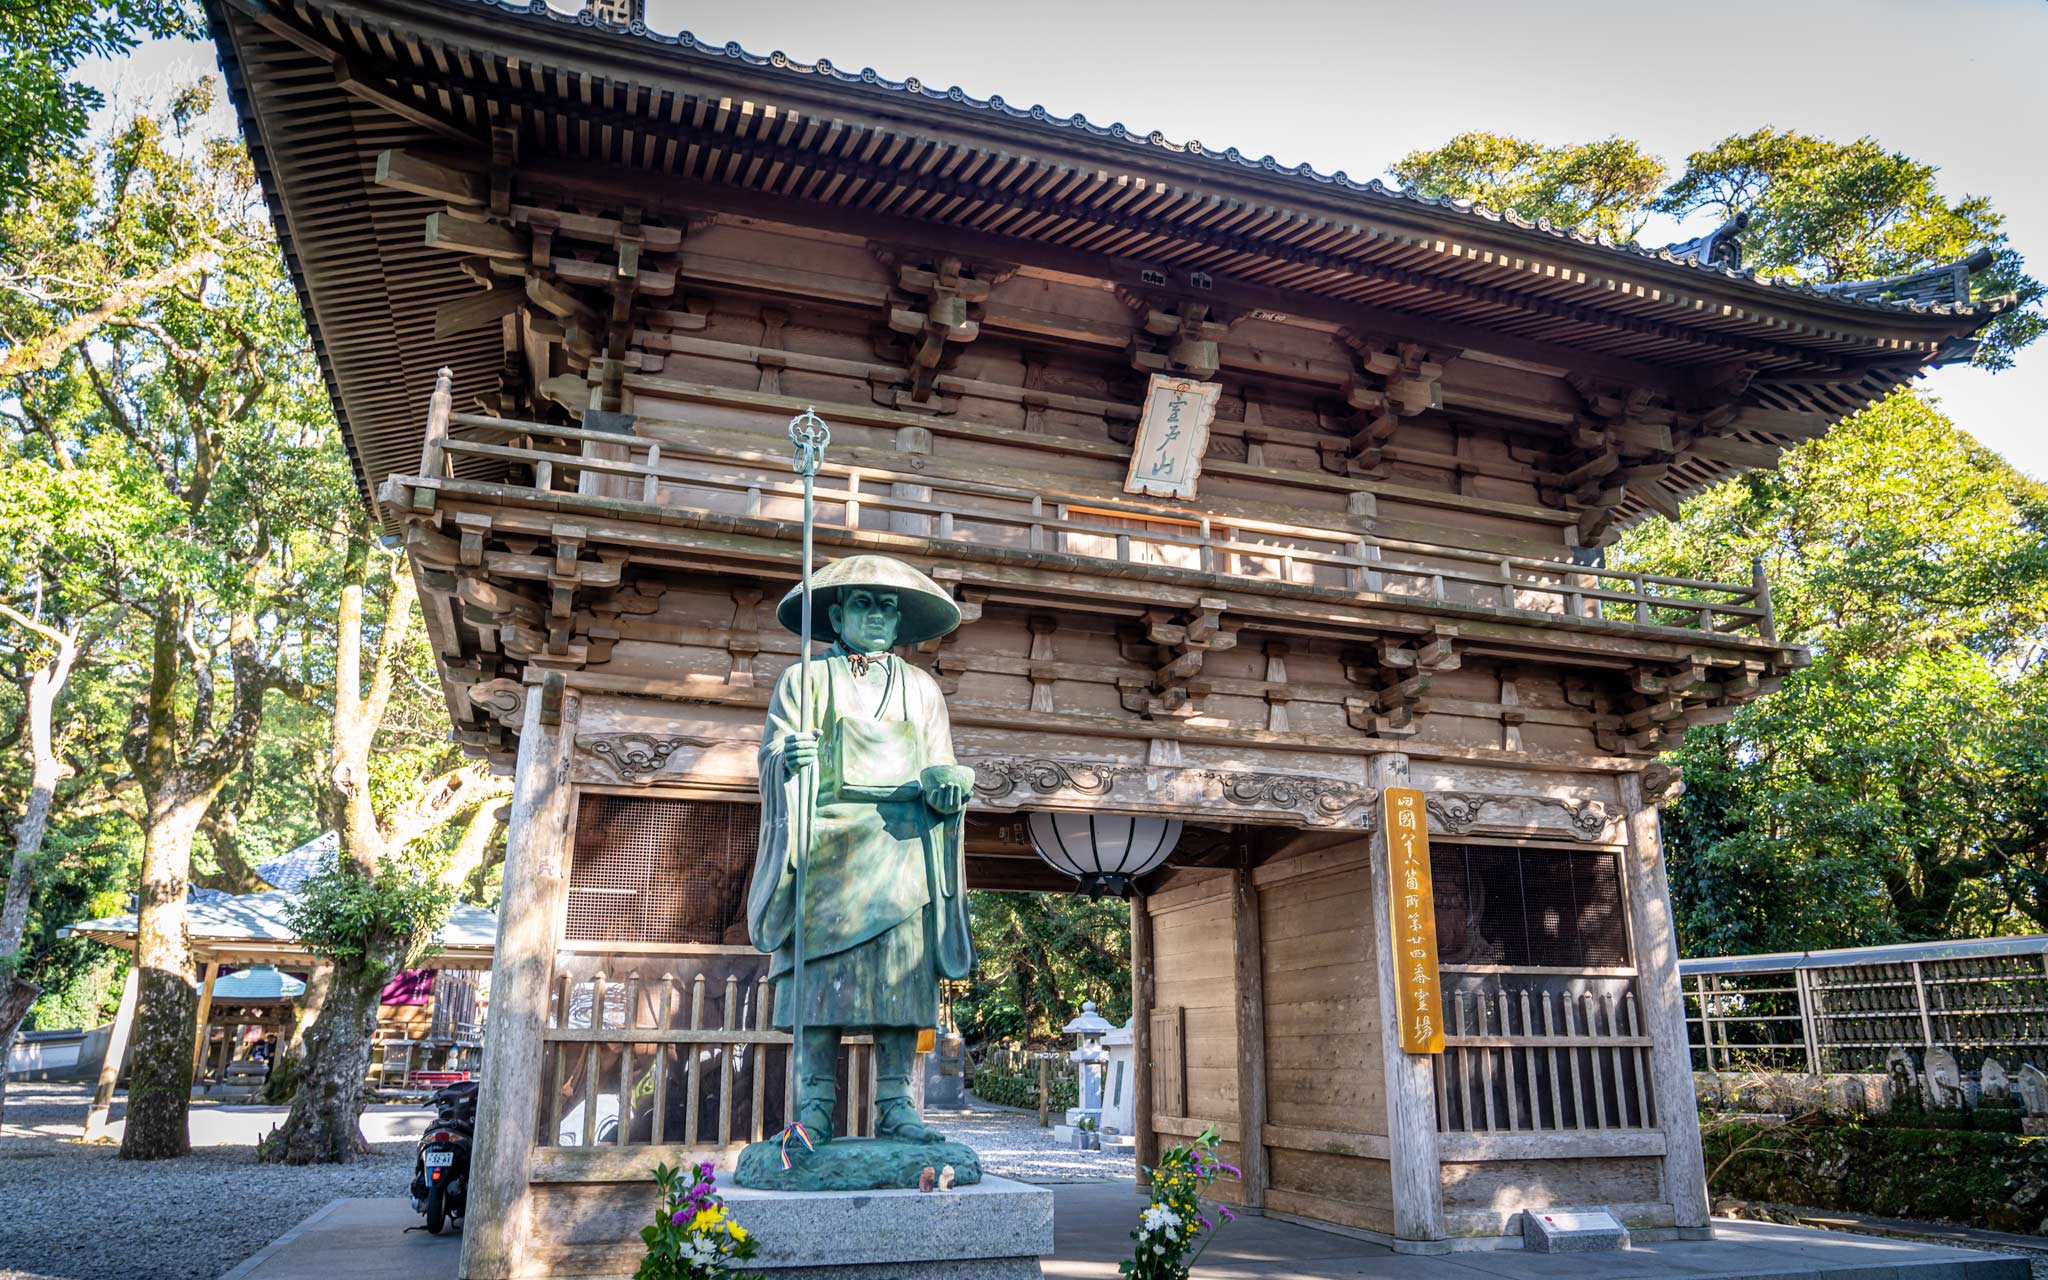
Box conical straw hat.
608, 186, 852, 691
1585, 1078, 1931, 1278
775, 554, 963, 646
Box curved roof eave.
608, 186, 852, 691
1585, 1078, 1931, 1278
403, 0, 2003, 332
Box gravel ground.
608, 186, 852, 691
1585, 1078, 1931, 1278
0, 1082, 416, 1280
935, 1098, 1136, 1183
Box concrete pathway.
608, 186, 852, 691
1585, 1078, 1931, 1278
228, 1186, 2030, 1280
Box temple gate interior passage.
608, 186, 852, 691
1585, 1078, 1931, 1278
195, 0, 2004, 1272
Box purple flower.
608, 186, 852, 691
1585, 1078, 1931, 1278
1218, 1163, 1242, 1178
698, 1160, 715, 1178
1219, 1206, 1237, 1223
671, 1207, 689, 1225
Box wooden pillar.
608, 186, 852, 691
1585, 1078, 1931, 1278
189, 957, 219, 1090
461, 683, 577, 1280
1232, 846, 1269, 1213
84, 963, 141, 1140
1365, 752, 1444, 1245
1621, 773, 1711, 1232
1130, 892, 1157, 1188
1036, 1057, 1049, 1128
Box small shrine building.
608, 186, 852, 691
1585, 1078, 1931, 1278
201, 2, 2004, 1275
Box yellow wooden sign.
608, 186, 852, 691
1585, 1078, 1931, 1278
1383, 786, 1444, 1054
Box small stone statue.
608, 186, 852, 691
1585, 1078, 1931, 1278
1922, 1047, 1964, 1109
736, 554, 982, 1191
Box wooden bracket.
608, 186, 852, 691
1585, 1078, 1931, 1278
1343, 626, 1458, 738
1121, 598, 1238, 719
1123, 298, 1230, 381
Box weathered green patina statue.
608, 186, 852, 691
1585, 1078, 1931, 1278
734, 553, 981, 1190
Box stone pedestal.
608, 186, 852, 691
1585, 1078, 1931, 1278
735, 1136, 982, 1192
721, 1175, 1054, 1278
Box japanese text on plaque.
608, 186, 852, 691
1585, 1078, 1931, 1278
1122, 374, 1220, 500
1383, 786, 1444, 1054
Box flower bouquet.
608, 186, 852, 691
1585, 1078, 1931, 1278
1120, 1123, 1237, 1280
636, 1160, 763, 1280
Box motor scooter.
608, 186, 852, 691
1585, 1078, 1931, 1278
409, 1080, 478, 1235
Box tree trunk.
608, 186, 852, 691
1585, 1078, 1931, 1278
119, 799, 206, 1160
0, 620, 79, 1127
260, 958, 384, 1163
265, 963, 332, 1104
0, 975, 39, 1127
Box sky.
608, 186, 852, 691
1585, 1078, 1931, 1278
86, 0, 2048, 474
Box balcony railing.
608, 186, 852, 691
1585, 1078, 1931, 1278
414, 399, 1777, 643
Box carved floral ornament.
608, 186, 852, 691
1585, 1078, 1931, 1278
967, 756, 1376, 827
1424, 791, 1615, 843
570, 737, 1622, 841
576, 732, 719, 784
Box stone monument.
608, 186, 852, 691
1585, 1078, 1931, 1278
1982, 1057, 2011, 1103
1922, 1046, 1964, 1109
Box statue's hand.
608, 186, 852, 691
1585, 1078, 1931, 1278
782, 731, 820, 776
921, 764, 975, 815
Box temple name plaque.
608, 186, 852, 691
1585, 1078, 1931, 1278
1383, 786, 1444, 1055
1123, 374, 1220, 500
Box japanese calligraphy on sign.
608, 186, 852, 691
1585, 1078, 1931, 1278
1123, 374, 1220, 500
1382, 786, 1444, 1055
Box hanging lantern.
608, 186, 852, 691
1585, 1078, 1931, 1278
1026, 812, 1183, 899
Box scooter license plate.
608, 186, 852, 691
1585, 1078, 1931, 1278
425, 1151, 454, 1168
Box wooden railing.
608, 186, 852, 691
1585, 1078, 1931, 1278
1434, 981, 1657, 1134
416, 403, 1776, 642
539, 962, 883, 1154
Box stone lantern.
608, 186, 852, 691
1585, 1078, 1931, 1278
1053, 1000, 1114, 1149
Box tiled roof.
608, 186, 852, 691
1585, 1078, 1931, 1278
485, 0, 2002, 320
61, 889, 499, 953
255, 830, 339, 891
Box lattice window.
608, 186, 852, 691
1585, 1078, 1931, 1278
1431, 842, 1629, 969
566, 796, 760, 945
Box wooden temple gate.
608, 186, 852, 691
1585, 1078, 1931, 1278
199, 1, 2000, 1273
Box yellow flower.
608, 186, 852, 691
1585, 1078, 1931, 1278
727, 1222, 749, 1242
690, 1207, 725, 1234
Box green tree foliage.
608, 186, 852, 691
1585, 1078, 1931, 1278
961, 890, 1130, 1044
1390, 132, 1668, 242
0, 1, 196, 208
1619, 393, 2048, 952
1655, 129, 2045, 369
1393, 128, 2043, 370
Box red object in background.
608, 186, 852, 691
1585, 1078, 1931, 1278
412, 1070, 471, 1085
380, 969, 436, 1005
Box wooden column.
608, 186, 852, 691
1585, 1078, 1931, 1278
188, 957, 219, 1089
1620, 772, 1711, 1233
1365, 752, 1444, 1245
461, 684, 577, 1280
1232, 846, 1269, 1212
1130, 891, 1157, 1188
84, 963, 140, 1140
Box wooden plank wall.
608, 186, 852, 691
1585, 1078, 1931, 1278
1255, 836, 1394, 1234
1146, 870, 1245, 1204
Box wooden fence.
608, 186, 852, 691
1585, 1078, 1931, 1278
539, 962, 883, 1154
1434, 981, 1656, 1134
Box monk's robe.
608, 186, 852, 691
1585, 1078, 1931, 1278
746, 646, 972, 1030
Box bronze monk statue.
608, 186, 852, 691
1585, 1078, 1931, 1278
744, 553, 976, 1161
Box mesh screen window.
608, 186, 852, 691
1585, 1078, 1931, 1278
567, 796, 761, 945
1430, 842, 1629, 968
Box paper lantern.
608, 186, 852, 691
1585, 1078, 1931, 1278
1026, 812, 1182, 899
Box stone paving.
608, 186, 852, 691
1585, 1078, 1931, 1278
0, 1081, 420, 1280
930, 1100, 1136, 1183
